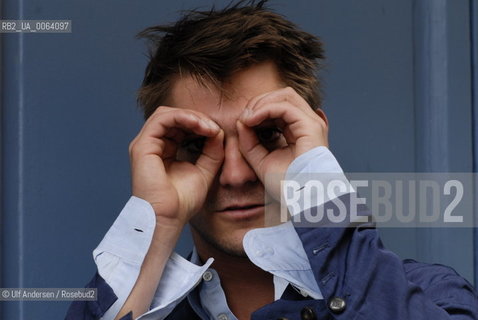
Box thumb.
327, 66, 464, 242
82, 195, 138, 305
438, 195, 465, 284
195, 130, 224, 184
236, 120, 268, 181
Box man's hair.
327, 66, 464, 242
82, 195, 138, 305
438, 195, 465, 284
136, 0, 325, 119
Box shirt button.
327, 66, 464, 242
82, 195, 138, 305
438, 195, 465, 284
300, 306, 317, 320
202, 271, 213, 282
217, 313, 228, 320
328, 296, 346, 314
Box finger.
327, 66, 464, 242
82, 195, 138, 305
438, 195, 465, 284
246, 87, 316, 117
142, 109, 220, 140
245, 91, 271, 110
195, 130, 225, 183
137, 106, 175, 137
236, 120, 268, 180
242, 101, 301, 126
240, 101, 313, 144
131, 109, 221, 160
147, 106, 220, 129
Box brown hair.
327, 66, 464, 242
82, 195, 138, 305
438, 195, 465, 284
136, 0, 325, 119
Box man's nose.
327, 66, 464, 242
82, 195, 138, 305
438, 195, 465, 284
219, 137, 258, 187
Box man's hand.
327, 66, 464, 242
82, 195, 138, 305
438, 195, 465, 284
236, 87, 328, 201
129, 106, 224, 226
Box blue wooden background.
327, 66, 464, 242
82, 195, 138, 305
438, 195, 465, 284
1, 0, 477, 318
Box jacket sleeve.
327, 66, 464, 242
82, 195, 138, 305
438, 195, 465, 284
64, 272, 132, 320
294, 193, 478, 319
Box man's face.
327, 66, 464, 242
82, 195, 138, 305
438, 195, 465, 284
167, 61, 285, 257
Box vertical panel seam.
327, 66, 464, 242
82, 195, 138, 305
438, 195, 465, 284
17, 0, 24, 318
469, 0, 478, 288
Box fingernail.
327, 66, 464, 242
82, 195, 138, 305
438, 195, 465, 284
199, 119, 210, 129
239, 108, 251, 120
206, 119, 220, 130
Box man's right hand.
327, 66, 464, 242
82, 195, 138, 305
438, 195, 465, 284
128, 106, 224, 227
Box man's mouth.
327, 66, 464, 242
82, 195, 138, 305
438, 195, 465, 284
216, 203, 265, 220
220, 204, 263, 211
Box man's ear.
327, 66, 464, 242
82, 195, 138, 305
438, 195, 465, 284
314, 108, 329, 127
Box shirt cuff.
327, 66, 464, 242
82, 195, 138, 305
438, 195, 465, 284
94, 196, 156, 265
283, 146, 354, 216
93, 196, 213, 320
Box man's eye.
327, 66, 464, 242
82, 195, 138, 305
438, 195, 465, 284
181, 137, 206, 154
255, 127, 283, 145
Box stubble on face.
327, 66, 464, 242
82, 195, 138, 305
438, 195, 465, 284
189, 180, 266, 258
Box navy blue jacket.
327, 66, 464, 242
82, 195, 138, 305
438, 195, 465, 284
66, 194, 478, 320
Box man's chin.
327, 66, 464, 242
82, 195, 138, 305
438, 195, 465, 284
189, 222, 252, 258
209, 240, 248, 258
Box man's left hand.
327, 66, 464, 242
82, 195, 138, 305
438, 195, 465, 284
236, 86, 329, 201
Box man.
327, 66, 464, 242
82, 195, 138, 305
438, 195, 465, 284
66, 1, 478, 319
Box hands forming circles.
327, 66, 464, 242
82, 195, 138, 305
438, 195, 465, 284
129, 87, 328, 224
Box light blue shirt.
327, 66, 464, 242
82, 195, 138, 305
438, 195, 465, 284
93, 146, 350, 320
